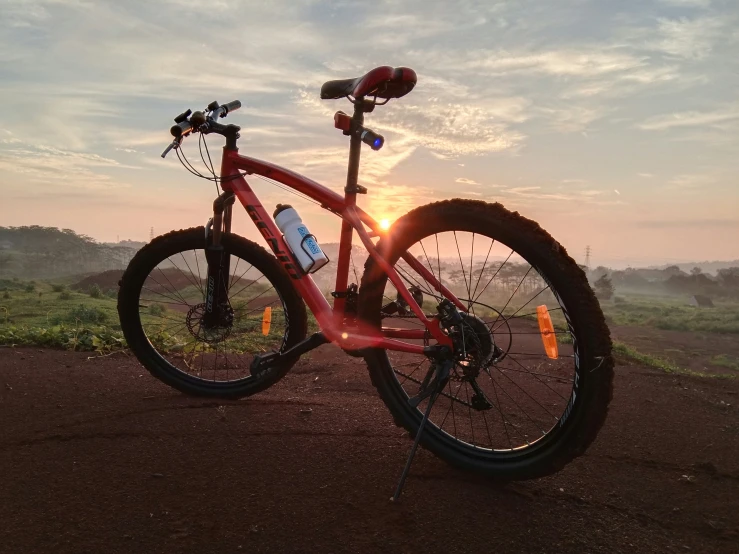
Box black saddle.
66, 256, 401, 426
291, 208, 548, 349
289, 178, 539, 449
321, 66, 417, 101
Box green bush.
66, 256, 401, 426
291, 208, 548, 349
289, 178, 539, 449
58, 291, 71, 300
0, 324, 125, 352
66, 304, 108, 324
105, 288, 117, 299
2, 291, 9, 300
52, 284, 65, 293
24, 283, 35, 293
89, 283, 102, 298
148, 304, 166, 317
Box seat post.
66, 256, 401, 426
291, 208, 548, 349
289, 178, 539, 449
333, 99, 367, 320
344, 99, 365, 201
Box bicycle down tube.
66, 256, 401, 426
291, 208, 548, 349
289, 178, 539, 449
217, 147, 462, 352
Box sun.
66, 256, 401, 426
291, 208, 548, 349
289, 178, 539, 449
379, 218, 391, 231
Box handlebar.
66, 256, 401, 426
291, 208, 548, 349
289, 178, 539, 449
213, 100, 242, 119
162, 100, 242, 157
170, 120, 193, 138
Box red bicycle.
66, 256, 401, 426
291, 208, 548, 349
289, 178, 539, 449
118, 66, 613, 498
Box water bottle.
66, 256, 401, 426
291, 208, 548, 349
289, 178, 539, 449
274, 204, 329, 274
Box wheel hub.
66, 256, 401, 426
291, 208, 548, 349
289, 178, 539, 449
452, 313, 494, 380
436, 300, 496, 381
186, 302, 233, 344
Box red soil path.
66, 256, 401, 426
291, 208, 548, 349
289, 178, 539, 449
0, 346, 737, 553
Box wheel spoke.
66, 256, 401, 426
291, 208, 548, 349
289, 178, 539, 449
380, 227, 581, 455
135, 239, 294, 387
473, 249, 514, 303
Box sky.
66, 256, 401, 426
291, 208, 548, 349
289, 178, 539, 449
1, 0, 738, 268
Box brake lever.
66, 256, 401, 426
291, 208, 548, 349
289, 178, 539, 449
161, 138, 181, 159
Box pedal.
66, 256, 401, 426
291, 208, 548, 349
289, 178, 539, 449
250, 351, 279, 377
250, 332, 329, 377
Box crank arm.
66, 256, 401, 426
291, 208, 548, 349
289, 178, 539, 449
250, 332, 328, 377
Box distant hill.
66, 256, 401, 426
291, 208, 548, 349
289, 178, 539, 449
651, 260, 739, 275
103, 239, 147, 250
3, 225, 739, 300
0, 226, 138, 280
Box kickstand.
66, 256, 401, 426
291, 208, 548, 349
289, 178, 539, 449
391, 359, 451, 502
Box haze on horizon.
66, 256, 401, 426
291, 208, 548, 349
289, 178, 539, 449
1, 0, 737, 269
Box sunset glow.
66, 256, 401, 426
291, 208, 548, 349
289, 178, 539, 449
0, 1, 737, 266
379, 219, 391, 231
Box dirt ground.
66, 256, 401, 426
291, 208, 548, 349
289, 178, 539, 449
611, 325, 739, 376
0, 345, 737, 554
71, 270, 125, 292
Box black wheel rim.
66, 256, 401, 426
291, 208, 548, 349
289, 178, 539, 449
135, 246, 290, 385
379, 230, 580, 456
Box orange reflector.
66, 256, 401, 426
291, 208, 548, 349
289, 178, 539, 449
536, 305, 559, 360
261, 306, 272, 336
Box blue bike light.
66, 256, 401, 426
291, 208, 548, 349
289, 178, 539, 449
361, 129, 385, 150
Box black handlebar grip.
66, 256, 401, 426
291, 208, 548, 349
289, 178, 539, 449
359, 128, 384, 151
174, 109, 192, 124
223, 100, 241, 114
170, 120, 192, 138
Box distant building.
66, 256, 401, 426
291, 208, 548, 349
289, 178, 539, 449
688, 295, 714, 308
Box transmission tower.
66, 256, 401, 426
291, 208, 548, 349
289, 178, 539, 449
585, 245, 591, 270
149, 227, 154, 241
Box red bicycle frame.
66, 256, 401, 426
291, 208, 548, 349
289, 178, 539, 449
214, 104, 466, 355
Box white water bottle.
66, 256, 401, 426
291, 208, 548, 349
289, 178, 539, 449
274, 204, 329, 274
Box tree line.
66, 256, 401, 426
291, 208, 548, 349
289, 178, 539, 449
0, 226, 142, 279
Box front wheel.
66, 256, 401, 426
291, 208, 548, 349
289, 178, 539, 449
118, 227, 307, 398
358, 199, 613, 480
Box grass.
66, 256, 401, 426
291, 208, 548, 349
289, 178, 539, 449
0, 281, 119, 329
0, 280, 124, 353
613, 341, 736, 379
2, 277, 737, 371
709, 354, 739, 372
0, 324, 125, 352
601, 293, 739, 334
0, 278, 289, 355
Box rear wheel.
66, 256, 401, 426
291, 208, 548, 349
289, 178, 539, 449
118, 228, 307, 398
359, 200, 613, 479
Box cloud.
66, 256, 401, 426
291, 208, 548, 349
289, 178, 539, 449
668, 174, 717, 188
656, 0, 712, 9
0, 136, 137, 190
637, 218, 739, 229
444, 50, 647, 77
0, 0, 736, 260
537, 105, 606, 132
637, 173, 653, 178
638, 104, 739, 130
649, 16, 725, 59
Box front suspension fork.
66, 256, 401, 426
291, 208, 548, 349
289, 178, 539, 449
203, 191, 236, 327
